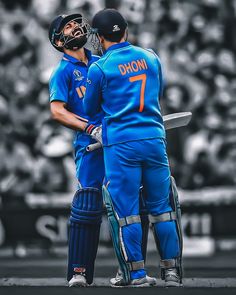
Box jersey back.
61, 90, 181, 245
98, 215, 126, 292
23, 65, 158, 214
95, 43, 165, 146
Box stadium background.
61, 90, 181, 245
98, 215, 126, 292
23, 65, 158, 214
0, 0, 236, 282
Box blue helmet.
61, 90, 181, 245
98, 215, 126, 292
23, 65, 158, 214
48, 13, 90, 52
90, 9, 128, 52
92, 9, 127, 36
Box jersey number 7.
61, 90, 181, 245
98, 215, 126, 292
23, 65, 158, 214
129, 74, 147, 112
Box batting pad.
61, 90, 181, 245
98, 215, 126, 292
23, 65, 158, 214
102, 185, 131, 283
139, 187, 149, 261
67, 188, 103, 284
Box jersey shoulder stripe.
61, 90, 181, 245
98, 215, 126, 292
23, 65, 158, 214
144, 48, 162, 66
49, 59, 72, 82
91, 54, 100, 60
93, 50, 113, 69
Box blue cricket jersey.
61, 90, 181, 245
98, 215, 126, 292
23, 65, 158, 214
49, 48, 103, 148
83, 42, 165, 146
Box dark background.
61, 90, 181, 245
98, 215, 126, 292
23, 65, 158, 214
0, 0, 236, 282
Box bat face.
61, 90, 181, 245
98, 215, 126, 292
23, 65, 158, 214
163, 112, 192, 130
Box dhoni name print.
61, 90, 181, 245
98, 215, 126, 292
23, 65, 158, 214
118, 59, 148, 75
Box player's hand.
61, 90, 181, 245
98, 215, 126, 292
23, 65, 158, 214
85, 124, 102, 144
91, 126, 102, 144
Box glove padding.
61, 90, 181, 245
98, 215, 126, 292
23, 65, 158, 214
85, 124, 102, 144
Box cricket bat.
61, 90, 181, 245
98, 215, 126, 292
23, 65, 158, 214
86, 111, 192, 152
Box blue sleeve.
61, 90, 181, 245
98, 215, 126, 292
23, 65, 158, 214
83, 63, 104, 116
146, 48, 164, 98
157, 58, 164, 98
49, 66, 70, 103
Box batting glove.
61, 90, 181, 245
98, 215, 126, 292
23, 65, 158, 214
84, 124, 102, 144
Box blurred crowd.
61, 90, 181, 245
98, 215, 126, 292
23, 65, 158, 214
0, 0, 236, 205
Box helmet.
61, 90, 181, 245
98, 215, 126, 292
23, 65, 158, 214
48, 13, 90, 52
90, 9, 128, 52
92, 9, 127, 36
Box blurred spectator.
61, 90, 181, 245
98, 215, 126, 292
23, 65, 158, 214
0, 132, 34, 207
0, 0, 235, 198
33, 119, 73, 193
33, 155, 70, 194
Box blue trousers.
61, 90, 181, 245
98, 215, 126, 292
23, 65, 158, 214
74, 145, 105, 189
104, 138, 180, 279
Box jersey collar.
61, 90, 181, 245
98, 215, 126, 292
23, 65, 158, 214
105, 41, 130, 53
62, 48, 92, 65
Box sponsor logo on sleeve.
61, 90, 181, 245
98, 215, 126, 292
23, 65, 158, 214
86, 78, 91, 84
50, 90, 56, 98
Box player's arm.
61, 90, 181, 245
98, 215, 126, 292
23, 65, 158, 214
50, 101, 88, 131
83, 63, 103, 117
146, 48, 164, 99
156, 56, 164, 99
49, 67, 88, 131
50, 101, 102, 143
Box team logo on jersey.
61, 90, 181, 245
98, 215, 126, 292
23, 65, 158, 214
112, 25, 120, 32
73, 69, 84, 81
86, 78, 91, 84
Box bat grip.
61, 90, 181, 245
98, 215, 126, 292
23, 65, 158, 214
86, 142, 102, 152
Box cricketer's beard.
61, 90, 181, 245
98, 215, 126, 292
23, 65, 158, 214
64, 35, 88, 50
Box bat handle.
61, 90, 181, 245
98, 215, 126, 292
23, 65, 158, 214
86, 142, 102, 152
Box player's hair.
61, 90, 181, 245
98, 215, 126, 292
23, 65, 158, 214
101, 29, 126, 42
